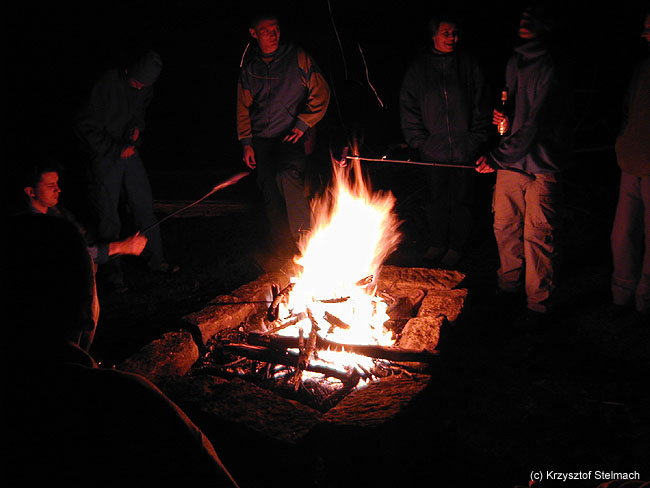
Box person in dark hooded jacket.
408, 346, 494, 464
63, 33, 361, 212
400, 13, 490, 267
476, 4, 573, 323
75, 50, 173, 292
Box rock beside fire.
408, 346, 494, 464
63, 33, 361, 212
183, 267, 293, 346
118, 330, 198, 383
397, 316, 445, 366
417, 288, 468, 323
161, 374, 323, 445
321, 373, 430, 428
159, 371, 431, 445
377, 265, 465, 291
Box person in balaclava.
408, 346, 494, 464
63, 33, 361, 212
475, 4, 573, 326
76, 49, 175, 293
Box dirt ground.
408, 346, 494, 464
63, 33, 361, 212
89, 153, 650, 487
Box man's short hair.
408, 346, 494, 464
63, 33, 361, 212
249, 12, 280, 29
21, 159, 62, 189
428, 13, 460, 36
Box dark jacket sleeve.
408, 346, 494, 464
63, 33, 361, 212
490, 60, 557, 167
75, 71, 152, 161
467, 59, 491, 155
75, 73, 122, 161
399, 62, 428, 151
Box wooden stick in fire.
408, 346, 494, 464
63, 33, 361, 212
292, 308, 321, 391
141, 171, 251, 234
218, 344, 361, 384
267, 282, 295, 322
247, 332, 439, 364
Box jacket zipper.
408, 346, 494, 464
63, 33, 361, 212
442, 61, 453, 161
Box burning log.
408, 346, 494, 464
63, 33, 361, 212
246, 332, 438, 364
219, 344, 360, 385
316, 297, 350, 304
267, 282, 295, 322
265, 312, 307, 335
355, 275, 374, 287
323, 311, 351, 335
293, 309, 321, 390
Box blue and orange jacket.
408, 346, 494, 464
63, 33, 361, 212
236, 42, 330, 145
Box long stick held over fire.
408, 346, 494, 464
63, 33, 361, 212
141, 171, 251, 234
345, 155, 475, 169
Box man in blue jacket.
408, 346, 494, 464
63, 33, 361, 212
476, 5, 572, 323
400, 13, 490, 268
237, 13, 330, 259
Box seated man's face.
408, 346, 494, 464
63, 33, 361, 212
26, 171, 60, 211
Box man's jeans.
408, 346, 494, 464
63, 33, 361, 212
90, 153, 164, 279
252, 137, 312, 250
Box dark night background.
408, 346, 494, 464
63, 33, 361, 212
3, 1, 650, 487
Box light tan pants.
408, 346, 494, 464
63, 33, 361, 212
493, 170, 563, 313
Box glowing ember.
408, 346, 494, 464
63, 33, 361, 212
272, 155, 402, 379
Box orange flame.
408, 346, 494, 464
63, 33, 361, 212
276, 154, 402, 375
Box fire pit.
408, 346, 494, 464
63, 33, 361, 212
191, 263, 452, 413
118, 156, 467, 447
118, 263, 466, 444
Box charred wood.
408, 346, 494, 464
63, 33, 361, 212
218, 344, 360, 384
316, 297, 350, 304
246, 332, 438, 364
265, 312, 307, 335
323, 311, 351, 335
355, 275, 374, 287
294, 309, 320, 390
267, 282, 295, 322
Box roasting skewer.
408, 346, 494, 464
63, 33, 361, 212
141, 171, 251, 234
345, 155, 475, 169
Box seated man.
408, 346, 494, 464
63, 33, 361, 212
1, 214, 240, 487
20, 161, 148, 348
22, 162, 147, 283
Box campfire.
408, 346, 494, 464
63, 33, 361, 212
117, 154, 467, 446
192, 157, 439, 411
